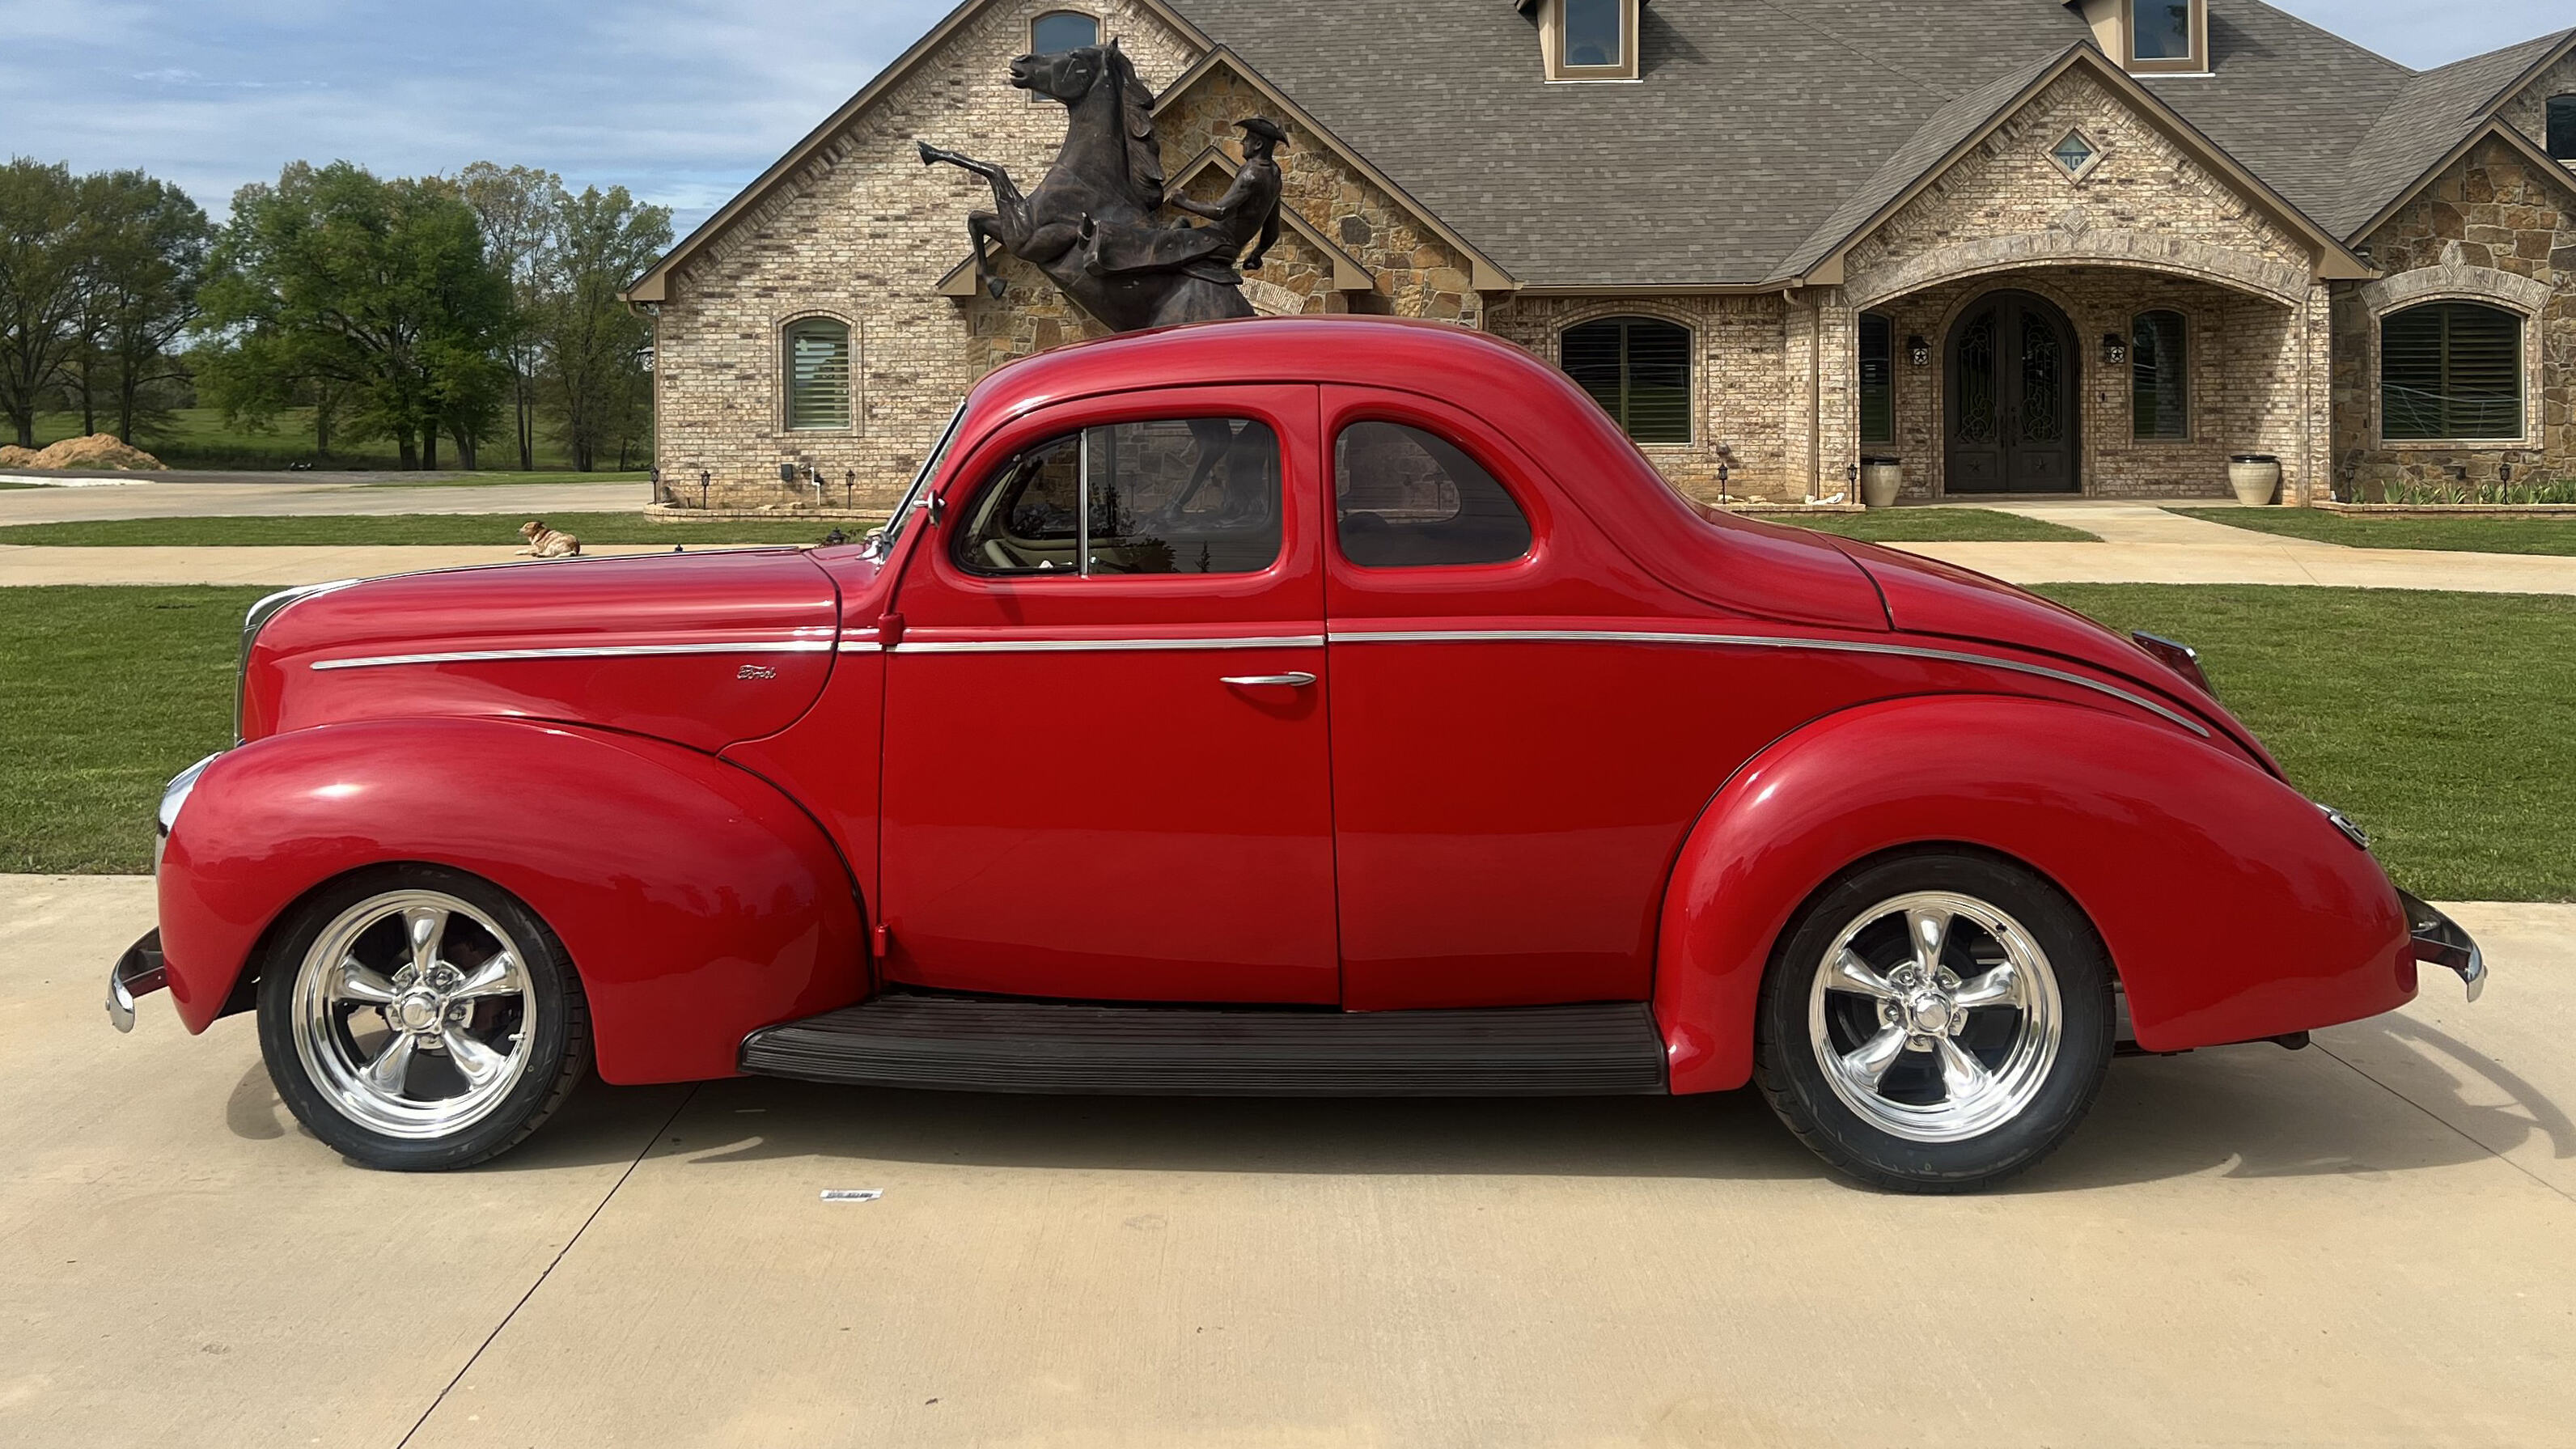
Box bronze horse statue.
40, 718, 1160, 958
917, 41, 1255, 330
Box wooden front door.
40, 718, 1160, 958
1944, 290, 2078, 494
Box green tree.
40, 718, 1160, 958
533, 184, 670, 472
458, 161, 561, 472
0, 159, 87, 448
81, 170, 214, 443
200, 161, 512, 469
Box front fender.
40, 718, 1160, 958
1652, 695, 2411, 1095
157, 717, 866, 1084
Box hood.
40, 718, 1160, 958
242, 549, 841, 752
1827, 536, 2280, 773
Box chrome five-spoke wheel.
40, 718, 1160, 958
1807, 892, 2061, 1143
258, 866, 589, 1170
291, 889, 537, 1138
1756, 853, 2113, 1193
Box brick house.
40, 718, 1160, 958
623, 0, 2576, 508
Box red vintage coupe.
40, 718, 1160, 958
109, 318, 2482, 1190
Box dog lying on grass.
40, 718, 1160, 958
518, 520, 583, 557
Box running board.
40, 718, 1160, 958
739, 994, 1667, 1096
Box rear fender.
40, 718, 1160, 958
1652, 695, 2410, 1094
156, 717, 866, 1084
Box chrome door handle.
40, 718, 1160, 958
1220, 672, 1316, 688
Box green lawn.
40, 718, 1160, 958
2172, 507, 2576, 557
1752, 508, 2099, 542
1, 587, 257, 874
6, 583, 2567, 898
2036, 585, 2576, 901
28, 407, 642, 475
0, 512, 866, 548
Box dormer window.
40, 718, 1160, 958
2074, 0, 2208, 76
1539, 0, 1641, 83
2122, 0, 2206, 74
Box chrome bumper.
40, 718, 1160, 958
107, 930, 167, 1032
2397, 891, 2485, 1003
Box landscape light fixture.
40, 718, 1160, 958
699, 469, 710, 509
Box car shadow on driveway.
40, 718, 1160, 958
218, 1014, 2569, 1192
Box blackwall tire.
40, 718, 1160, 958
1754, 851, 2114, 1193
256, 865, 590, 1171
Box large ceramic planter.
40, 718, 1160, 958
1860, 457, 1903, 509
2229, 454, 2281, 506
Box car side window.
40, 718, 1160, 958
1333, 420, 1532, 569
954, 417, 1282, 577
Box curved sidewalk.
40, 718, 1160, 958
1901, 500, 2576, 595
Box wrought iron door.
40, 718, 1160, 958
1943, 291, 2078, 494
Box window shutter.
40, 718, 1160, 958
1622, 320, 1692, 443
2130, 310, 2187, 440
2443, 305, 2520, 439
1560, 321, 1624, 422
1858, 313, 1893, 445
786, 320, 852, 430
2381, 303, 2519, 441
1559, 316, 1690, 444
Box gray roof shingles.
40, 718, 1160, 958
1159, 0, 2565, 285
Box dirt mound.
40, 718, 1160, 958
0, 445, 38, 468
23, 434, 167, 471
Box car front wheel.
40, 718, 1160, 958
1754, 852, 2113, 1193
256, 865, 589, 1171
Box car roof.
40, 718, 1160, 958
965, 316, 1572, 413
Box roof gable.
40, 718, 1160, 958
2332, 28, 2576, 241
1776, 43, 2369, 288
625, 0, 1215, 303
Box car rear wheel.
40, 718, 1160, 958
256, 866, 589, 1171
1754, 852, 2114, 1193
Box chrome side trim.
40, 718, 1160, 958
837, 629, 882, 655
894, 633, 1326, 655
1327, 628, 2210, 737
310, 640, 836, 672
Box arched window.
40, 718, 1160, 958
1560, 316, 1691, 443
784, 318, 852, 430
2131, 310, 2187, 440
1030, 10, 1099, 53
2381, 302, 2522, 441
2548, 95, 2575, 161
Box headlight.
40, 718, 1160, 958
155, 752, 220, 873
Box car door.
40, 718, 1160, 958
1321, 385, 1821, 1013
879, 384, 1337, 1004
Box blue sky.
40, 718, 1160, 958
1, 0, 2565, 234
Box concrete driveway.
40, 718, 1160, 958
5, 876, 2568, 1448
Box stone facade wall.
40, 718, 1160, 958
652, 0, 1201, 511
1837, 58, 2335, 502
1846, 70, 2313, 290
1854, 268, 2291, 500
1482, 293, 1801, 502
2332, 139, 2576, 496
2496, 52, 2576, 158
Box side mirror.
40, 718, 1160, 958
916, 494, 947, 526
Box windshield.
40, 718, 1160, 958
862, 401, 968, 558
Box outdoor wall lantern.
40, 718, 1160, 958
777, 462, 798, 485
2101, 332, 2128, 365
1905, 334, 1931, 366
